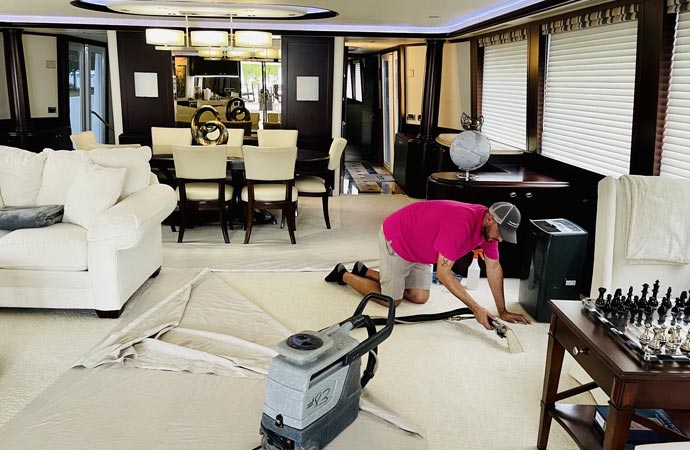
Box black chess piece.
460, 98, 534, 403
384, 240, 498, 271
595, 287, 606, 307
661, 288, 673, 312
611, 288, 623, 310
634, 294, 645, 311
652, 280, 660, 299
646, 291, 659, 311
673, 297, 683, 315
623, 286, 634, 310
604, 294, 612, 311
684, 302, 690, 317
641, 283, 650, 298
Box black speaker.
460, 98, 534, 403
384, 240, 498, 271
519, 219, 588, 322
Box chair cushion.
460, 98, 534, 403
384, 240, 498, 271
63, 161, 127, 229
0, 222, 87, 271
177, 183, 234, 201
0, 205, 64, 231
241, 184, 298, 202
295, 176, 327, 194
0, 146, 47, 206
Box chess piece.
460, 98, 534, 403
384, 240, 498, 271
639, 323, 654, 345
631, 295, 641, 312
604, 294, 612, 311
652, 280, 660, 300
666, 325, 683, 354
647, 326, 664, 353
611, 288, 623, 310
623, 286, 634, 310
680, 330, 690, 354
641, 283, 649, 298
659, 324, 668, 344
673, 296, 683, 315
660, 292, 673, 314
646, 293, 659, 312
595, 287, 606, 307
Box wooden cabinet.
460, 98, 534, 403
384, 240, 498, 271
426, 169, 569, 278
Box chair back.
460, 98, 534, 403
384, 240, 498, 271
257, 129, 298, 147
172, 145, 227, 179
70, 131, 97, 150
267, 112, 281, 123
250, 112, 260, 130
262, 121, 282, 130
242, 145, 297, 181
152, 127, 193, 155
327, 137, 348, 171
223, 120, 252, 136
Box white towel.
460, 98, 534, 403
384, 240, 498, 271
620, 175, 690, 264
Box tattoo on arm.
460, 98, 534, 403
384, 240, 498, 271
440, 257, 453, 268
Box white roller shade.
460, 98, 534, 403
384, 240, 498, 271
481, 40, 527, 151
661, 12, 690, 179
541, 21, 638, 176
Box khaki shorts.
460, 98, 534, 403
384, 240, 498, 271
378, 228, 432, 301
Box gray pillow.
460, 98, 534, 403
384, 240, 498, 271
0, 205, 64, 231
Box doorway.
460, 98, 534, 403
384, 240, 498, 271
68, 42, 108, 142
381, 51, 399, 173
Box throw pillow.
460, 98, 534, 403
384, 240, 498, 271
36, 149, 89, 206
63, 160, 127, 229
0, 205, 64, 231
0, 146, 47, 206
87, 146, 152, 199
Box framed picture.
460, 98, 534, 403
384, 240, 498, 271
175, 64, 187, 99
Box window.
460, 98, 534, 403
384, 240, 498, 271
660, 12, 690, 179
346, 59, 362, 102
481, 40, 528, 151
541, 20, 638, 176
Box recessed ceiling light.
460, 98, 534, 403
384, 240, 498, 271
429, 15, 440, 18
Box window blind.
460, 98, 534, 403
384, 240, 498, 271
541, 21, 638, 176
346, 64, 353, 100
481, 40, 527, 151
661, 12, 690, 179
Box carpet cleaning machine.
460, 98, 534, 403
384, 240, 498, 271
256, 293, 522, 450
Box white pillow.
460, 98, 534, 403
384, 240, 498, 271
36, 149, 90, 205
0, 146, 47, 206
87, 146, 152, 199
63, 160, 127, 229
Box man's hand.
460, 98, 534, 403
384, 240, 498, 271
472, 305, 500, 330
499, 310, 531, 324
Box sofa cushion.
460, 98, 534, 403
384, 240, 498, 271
0, 222, 87, 270
0, 205, 64, 230
87, 146, 152, 199
36, 149, 89, 206
63, 160, 127, 229
0, 146, 47, 206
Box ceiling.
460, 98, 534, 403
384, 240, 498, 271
0, 0, 556, 35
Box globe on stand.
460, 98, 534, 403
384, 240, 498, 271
449, 130, 491, 181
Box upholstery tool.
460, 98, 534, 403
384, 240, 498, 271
371, 307, 524, 354
257, 292, 396, 450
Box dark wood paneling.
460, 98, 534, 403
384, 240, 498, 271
117, 31, 174, 140
282, 36, 333, 151
419, 39, 444, 142
526, 23, 545, 153
630, 0, 666, 175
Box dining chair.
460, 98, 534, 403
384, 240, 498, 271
222, 128, 245, 158
294, 137, 347, 229
172, 145, 234, 244
70, 131, 97, 150
250, 112, 260, 130
241, 145, 298, 244
223, 120, 252, 137
151, 127, 193, 155
262, 121, 282, 130
267, 112, 281, 123
257, 129, 298, 147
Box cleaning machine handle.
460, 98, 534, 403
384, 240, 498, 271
343, 293, 396, 366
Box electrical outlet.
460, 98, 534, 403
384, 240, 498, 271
406, 113, 415, 120
48, 107, 56, 113
417, 114, 422, 120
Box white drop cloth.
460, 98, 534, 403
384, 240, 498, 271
0, 269, 424, 450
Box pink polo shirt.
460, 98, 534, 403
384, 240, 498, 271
382, 200, 499, 264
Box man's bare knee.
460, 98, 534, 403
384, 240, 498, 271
404, 290, 429, 304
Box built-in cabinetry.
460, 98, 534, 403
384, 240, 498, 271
426, 168, 569, 278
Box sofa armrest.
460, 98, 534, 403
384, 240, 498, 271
590, 176, 617, 297
88, 183, 176, 245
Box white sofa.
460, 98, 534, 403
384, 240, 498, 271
0, 145, 176, 317
590, 176, 690, 298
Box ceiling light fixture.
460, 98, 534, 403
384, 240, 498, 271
145, 15, 275, 61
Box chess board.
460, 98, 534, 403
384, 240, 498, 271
583, 281, 690, 363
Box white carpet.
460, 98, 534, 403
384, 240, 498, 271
0, 194, 593, 449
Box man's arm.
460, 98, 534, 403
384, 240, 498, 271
436, 254, 497, 329
484, 255, 531, 324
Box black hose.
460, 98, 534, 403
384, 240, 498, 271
369, 307, 474, 326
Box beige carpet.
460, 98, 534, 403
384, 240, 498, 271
0, 194, 593, 449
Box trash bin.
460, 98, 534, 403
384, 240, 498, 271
519, 218, 588, 322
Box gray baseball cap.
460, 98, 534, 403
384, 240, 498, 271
488, 202, 521, 244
